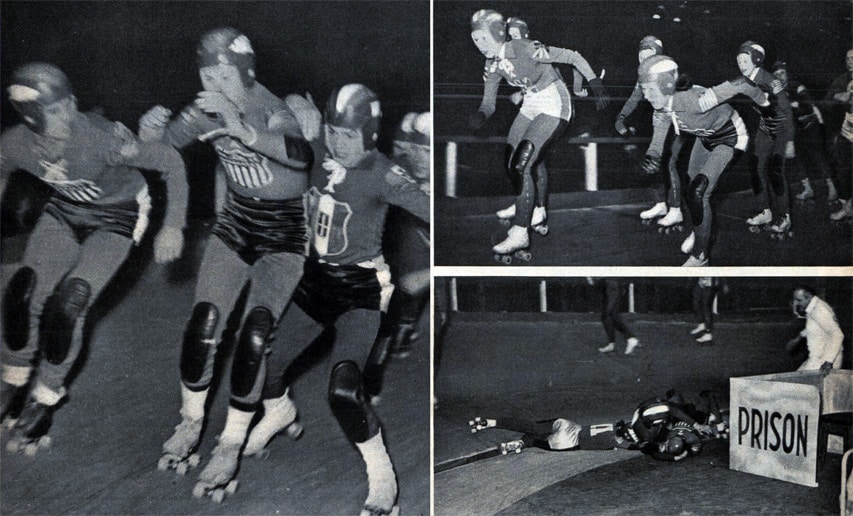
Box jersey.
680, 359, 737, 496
304, 150, 429, 266
647, 86, 750, 158
711, 71, 794, 142
162, 82, 310, 201
1, 111, 188, 229
478, 39, 597, 117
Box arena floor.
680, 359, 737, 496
434, 312, 845, 514
0, 226, 430, 515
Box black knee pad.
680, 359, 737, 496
769, 163, 788, 197
3, 267, 36, 352
41, 277, 90, 365
180, 302, 219, 385
231, 306, 274, 398
329, 360, 379, 443
509, 140, 536, 196
687, 175, 709, 225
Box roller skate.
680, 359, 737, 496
682, 252, 708, 267
492, 225, 531, 264
656, 207, 684, 234
794, 179, 815, 205
695, 331, 714, 346
530, 206, 549, 236
500, 439, 524, 455
768, 214, 793, 240
680, 232, 695, 255
639, 202, 667, 225
468, 417, 496, 433
689, 323, 706, 337
243, 391, 303, 459
5, 392, 61, 456
193, 438, 241, 503
357, 431, 399, 516
624, 337, 640, 355
598, 343, 615, 353
158, 410, 203, 475
830, 199, 852, 225
496, 203, 516, 227
746, 208, 772, 233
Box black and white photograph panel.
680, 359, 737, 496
434, 0, 852, 267
0, 1, 429, 514
433, 276, 852, 514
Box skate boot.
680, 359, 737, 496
639, 202, 667, 225
794, 179, 814, 205
624, 337, 640, 355
530, 206, 549, 235
680, 232, 695, 255
5, 386, 64, 455
598, 343, 615, 353
656, 207, 684, 234
682, 252, 708, 267
158, 410, 203, 475
500, 439, 524, 455
689, 323, 706, 336
193, 438, 241, 503
357, 431, 399, 516
492, 225, 531, 264
830, 199, 852, 224
496, 203, 516, 226
746, 208, 772, 233
244, 391, 303, 458
695, 331, 714, 345
768, 213, 793, 240
468, 417, 496, 433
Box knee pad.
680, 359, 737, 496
769, 164, 788, 197
687, 175, 709, 225
509, 140, 536, 196
41, 277, 90, 365
328, 360, 379, 443
230, 306, 274, 399
180, 302, 219, 385
3, 267, 36, 352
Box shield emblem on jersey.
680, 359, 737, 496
306, 187, 352, 257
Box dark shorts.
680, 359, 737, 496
293, 259, 383, 325
213, 191, 308, 265
43, 193, 144, 243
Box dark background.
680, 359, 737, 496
1, 0, 430, 220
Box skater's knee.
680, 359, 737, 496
329, 360, 379, 442
231, 306, 275, 399
3, 267, 36, 352
40, 277, 91, 365
180, 302, 220, 385
687, 174, 709, 224
508, 140, 536, 195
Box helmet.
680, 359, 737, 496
639, 35, 663, 55
471, 9, 506, 42
196, 27, 256, 86
325, 83, 382, 149
394, 112, 430, 146
738, 41, 765, 66
772, 59, 787, 73
7, 62, 74, 133
506, 17, 529, 40
638, 55, 679, 96
664, 435, 685, 454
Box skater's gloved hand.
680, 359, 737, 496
614, 114, 628, 135
770, 79, 785, 96
194, 92, 250, 143
138, 105, 172, 142
641, 154, 661, 175
785, 141, 796, 159
154, 225, 184, 263
588, 78, 610, 111
468, 110, 488, 130
510, 91, 524, 106
797, 113, 818, 129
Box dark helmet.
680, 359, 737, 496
7, 62, 74, 133
325, 84, 382, 149
196, 27, 256, 86
738, 40, 765, 66
506, 17, 529, 40
664, 435, 686, 454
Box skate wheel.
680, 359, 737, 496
6, 439, 20, 453
748, 226, 760, 233
499, 218, 511, 227
286, 422, 304, 440
501, 449, 508, 455
641, 219, 652, 226
534, 225, 548, 235
225, 480, 239, 495
176, 461, 189, 476
211, 490, 226, 504
253, 448, 271, 460
514, 448, 521, 454
494, 254, 512, 265
188, 453, 201, 467
192, 483, 206, 499
157, 456, 171, 471
516, 250, 531, 261
24, 442, 39, 456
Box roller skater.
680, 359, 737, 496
467, 9, 609, 262
0, 62, 188, 454
825, 49, 853, 224
242, 388, 303, 458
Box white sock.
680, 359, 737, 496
2, 365, 31, 387
180, 384, 207, 421
220, 406, 254, 445
31, 381, 65, 406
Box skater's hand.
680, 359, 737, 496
139, 105, 172, 142
797, 113, 818, 129
615, 114, 628, 135
154, 225, 184, 263
588, 78, 610, 111
468, 111, 488, 130
784, 141, 795, 159
195, 92, 250, 143
820, 361, 833, 377
692, 422, 714, 436
641, 154, 661, 175
112, 122, 140, 160
510, 91, 524, 106
770, 79, 785, 95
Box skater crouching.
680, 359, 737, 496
0, 62, 188, 453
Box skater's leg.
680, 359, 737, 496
751, 131, 774, 215
493, 417, 557, 438
685, 142, 731, 262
